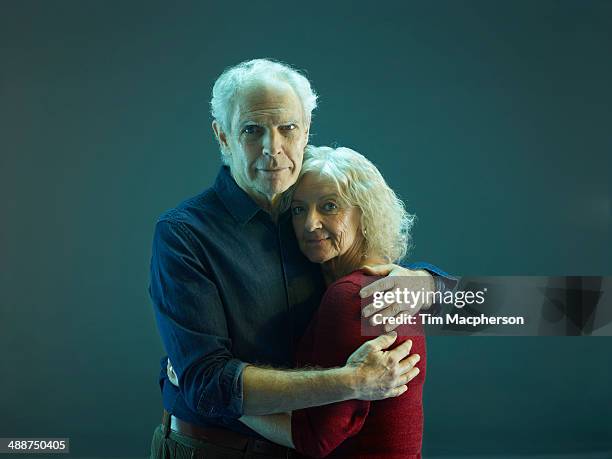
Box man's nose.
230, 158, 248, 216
262, 128, 282, 156
305, 210, 323, 232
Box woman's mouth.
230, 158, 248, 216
305, 237, 330, 245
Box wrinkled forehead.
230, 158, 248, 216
231, 78, 305, 129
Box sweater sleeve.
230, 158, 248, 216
292, 279, 410, 458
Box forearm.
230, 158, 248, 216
242, 365, 356, 415
239, 412, 294, 448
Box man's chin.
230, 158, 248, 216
259, 179, 295, 196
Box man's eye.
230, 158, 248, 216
242, 125, 261, 135
291, 206, 304, 216
322, 202, 338, 212
280, 124, 297, 131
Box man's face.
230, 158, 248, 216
213, 79, 309, 207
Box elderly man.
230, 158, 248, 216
149, 59, 453, 458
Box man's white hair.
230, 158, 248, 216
293, 145, 415, 263
210, 58, 318, 133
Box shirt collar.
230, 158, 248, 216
213, 166, 263, 224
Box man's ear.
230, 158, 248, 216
212, 120, 230, 153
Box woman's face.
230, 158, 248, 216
291, 172, 363, 264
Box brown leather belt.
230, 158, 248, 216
162, 410, 291, 457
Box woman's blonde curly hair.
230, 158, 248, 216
288, 145, 415, 263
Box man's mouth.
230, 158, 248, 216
258, 167, 290, 172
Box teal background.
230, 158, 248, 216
1, 1, 611, 457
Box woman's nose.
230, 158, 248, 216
305, 210, 323, 231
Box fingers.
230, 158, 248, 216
361, 301, 379, 318
380, 367, 420, 400
383, 321, 399, 332
364, 331, 398, 351
398, 352, 421, 374
399, 366, 420, 385
359, 276, 396, 300
362, 300, 404, 320
360, 268, 434, 314
387, 360, 421, 399
361, 263, 395, 278
371, 307, 422, 333
351, 334, 421, 401
378, 362, 421, 400
387, 384, 408, 398
364, 306, 422, 334
387, 339, 413, 362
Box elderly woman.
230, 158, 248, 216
240, 145, 426, 458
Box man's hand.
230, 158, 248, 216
360, 264, 435, 332
345, 331, 420, 400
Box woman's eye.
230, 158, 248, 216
322, 202, 338, 212
242, 125, 261, 135
291, 206, 304, 216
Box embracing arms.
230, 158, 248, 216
242, 331, 411, 414
151, 219, 418, 419
240, 280, 422, 457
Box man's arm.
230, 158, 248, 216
153, 220, 417, 418
167, 331, 414, 415
242, 331, 413, 414
151, 219, 247, 418
360, 262, 458, 331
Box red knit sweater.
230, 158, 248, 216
291, 270, 426, 458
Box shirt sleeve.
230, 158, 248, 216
149, 218, 247, 418
291, 280, 411, 458
404, 261, 459, 293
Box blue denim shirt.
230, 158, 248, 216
149, 166, 455, 435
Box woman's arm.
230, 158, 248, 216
239, 412, 294, 448
239, 400, 371, 456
